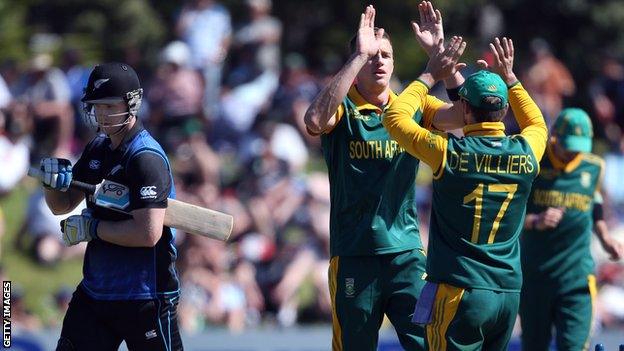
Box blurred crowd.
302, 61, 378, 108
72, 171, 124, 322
0, 0, 624, 337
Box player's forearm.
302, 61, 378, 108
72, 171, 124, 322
304, 54, 368, 134
383, 80, 446, 171
430, 71, 465, 130
593, 220, 610, 245
97, 209, 165, 247
384, 80, 428, 140
432, 103, 463, 131
43, 188, 84, 215
508, 83, 548, 160
509, 83, 544, 129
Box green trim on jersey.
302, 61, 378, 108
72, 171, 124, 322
426, 134, 539, 292
322, 92, 424, 257
521, 151, 603, 289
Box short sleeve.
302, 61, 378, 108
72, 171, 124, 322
126, 151, 171, 209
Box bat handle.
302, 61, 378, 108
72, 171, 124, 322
28, 166, 97, 194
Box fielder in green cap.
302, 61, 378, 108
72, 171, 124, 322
520, 107, 624, 351
552, 107, 593, 152
384, 35, 547, 350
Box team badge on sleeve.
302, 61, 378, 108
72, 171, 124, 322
140, 186, 157, 199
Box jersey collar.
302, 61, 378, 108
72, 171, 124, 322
348, 85, 396, 114
546, 141, 583, 172
462, 122, 506, 137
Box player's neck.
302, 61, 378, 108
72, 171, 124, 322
355, 83, 389, 107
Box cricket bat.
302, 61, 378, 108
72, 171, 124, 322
28, 167, 233, 241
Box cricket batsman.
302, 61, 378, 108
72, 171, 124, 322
41, 63, 183, 350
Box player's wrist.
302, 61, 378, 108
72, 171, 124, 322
503, 73, 519, 87
446, 86, 461, 101
90, 218, 100, 240
417, 73, 435, 89
352, 52, 370, 65
529, 215, 539, 231
424, 47, 437, 59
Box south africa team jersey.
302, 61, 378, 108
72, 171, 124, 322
521, 146, 603, 289
428, 133, 540, 291
321, 86, 443, 257
383, 81, 547, 292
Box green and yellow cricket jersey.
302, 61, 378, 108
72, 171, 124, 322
383, 81, 547, 292
521, 144, 604, 289
319, 85, 444, 257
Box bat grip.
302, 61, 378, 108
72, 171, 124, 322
28, 166, 97, 194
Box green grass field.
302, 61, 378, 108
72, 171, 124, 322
0, 179, 83, 323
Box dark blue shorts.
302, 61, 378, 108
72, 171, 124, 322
56, 286, 182, 351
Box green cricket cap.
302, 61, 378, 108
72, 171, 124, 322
553, 108, 593, 152
459, 70, 508, 111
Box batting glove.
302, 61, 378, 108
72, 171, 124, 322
40, 158, 73, 191
60, 211, 99, 246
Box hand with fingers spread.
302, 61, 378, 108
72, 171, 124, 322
304, 4, 393, 136
480, 37, 518, 86
412, 1, 444, 57
423, 36, 467, 83
356, 5, 384, 60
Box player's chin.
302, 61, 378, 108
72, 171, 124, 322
100, 125, 123, 135
373, 75, 390, 87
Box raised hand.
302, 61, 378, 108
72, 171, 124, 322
424, 36, 467, 83
411, 1, 444, 57
482, 37, 517, 85
356, 5, 384, 59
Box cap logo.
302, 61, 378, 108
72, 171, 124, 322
487, 84, 498, 92
575, 126, 582, 135
94, 78, 110, 89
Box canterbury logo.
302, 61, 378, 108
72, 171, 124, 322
487, 84, 498, 91
140, 186, 157, 199
94, 78, 110, 89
